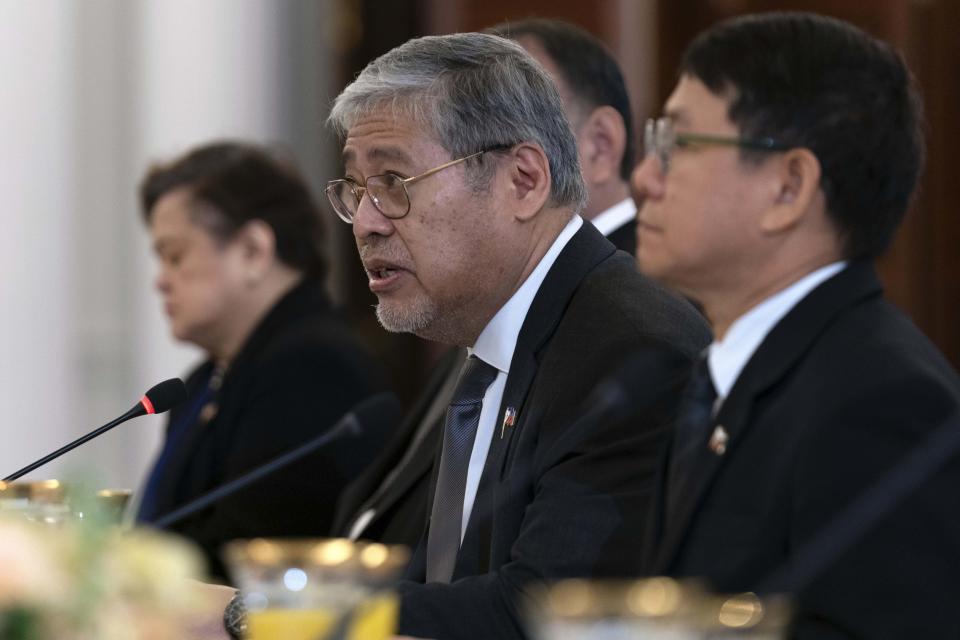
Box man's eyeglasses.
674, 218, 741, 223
326, 146, 509, 223
644, 117, 789, 174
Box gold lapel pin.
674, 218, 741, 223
708, 425, 729, 455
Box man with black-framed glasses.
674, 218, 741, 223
635, 12, 960, 638
319, 31, 709, 640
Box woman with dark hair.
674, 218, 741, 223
135, 141, 392, 579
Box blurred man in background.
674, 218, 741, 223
489, 18, 638, 254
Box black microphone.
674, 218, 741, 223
3, 378, 187, 482
576, 348, 696, 426
150, 392, 401, 530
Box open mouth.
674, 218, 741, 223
368, 267, 398, 280
363, 260, 408, 292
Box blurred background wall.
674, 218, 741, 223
0, 0, 338, 489
1, 0, 956, 492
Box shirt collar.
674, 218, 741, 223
708, 261, 848, 400
589, 198, 636, 237
470, 216, 583, 373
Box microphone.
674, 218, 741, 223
576, 348, 696, 427
3, 378, 187, 482
150, 392, 401, 529
136, 378, 188, 416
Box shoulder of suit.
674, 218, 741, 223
571, 253, 711, 356
226, 308, 383, 395
796, 296, 959, 391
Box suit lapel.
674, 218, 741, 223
654, 262, 883, 571
490, 223, 614, 482
453, 223, 616, 578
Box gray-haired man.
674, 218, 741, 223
333, 19, 645, 553
205, 32, 708, 640
325, 32, 708, 640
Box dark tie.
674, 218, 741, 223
136, 367, 220, 523
425, 355, 498, 583
665, 355, 717, 518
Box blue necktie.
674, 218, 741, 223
136, 370, 217, 523
426, 355, 498, 583
666, 355, 717, 517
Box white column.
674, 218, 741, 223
0, 1, 78, 481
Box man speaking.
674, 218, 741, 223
326, 31, 708, 639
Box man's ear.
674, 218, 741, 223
760, 147, 822, 234
506, 143, 552, 221
234, 219, 276, 284
578, 106, 627, 187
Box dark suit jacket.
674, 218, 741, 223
141, 279, 390, 579
397, 223, 711, 640
605, 217, 636, 255
332, 215, 638, 548
645, 262, 960, 638
331, 347, 465, 546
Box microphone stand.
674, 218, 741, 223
151, 412, 364, 529
4, 405, 144, 482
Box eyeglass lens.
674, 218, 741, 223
644, 118, 674, 172
331, 174, 409, 220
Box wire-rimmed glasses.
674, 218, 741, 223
326, 146, 510, 223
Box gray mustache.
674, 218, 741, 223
358, 239, 410, 270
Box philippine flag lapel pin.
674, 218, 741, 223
501, 406, 517, 439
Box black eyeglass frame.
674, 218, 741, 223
644, 116, 790, 173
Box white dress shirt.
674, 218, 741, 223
589, 197, 636, 237
459, 215, 583, 540
708, 261, 847, 406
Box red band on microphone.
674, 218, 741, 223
140, 395, 156, 415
